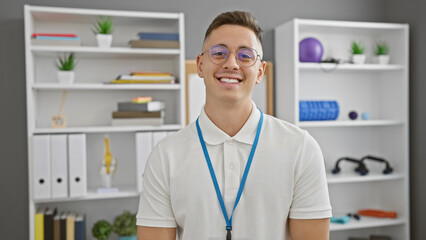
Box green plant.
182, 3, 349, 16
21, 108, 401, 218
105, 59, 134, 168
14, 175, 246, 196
92, 220, 112, 240
112, 211, 137, 236
93, 16, 113, 35
56, 53, 75, 71
351, 41, 365, 55
375, 41, 389, 55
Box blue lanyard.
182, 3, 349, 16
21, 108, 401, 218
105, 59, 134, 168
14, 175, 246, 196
196, 109, 263, 240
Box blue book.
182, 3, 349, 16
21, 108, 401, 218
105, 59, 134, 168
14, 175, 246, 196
74, 215, 85, 240
138, 32, 179, 41
35, 36, 81, 41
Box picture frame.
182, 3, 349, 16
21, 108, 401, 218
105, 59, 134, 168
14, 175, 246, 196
185, 60, 274, 125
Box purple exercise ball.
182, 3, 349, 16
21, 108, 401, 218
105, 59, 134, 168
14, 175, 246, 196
299, 37, 324, 62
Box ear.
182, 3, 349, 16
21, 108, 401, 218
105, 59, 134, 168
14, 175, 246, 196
255, 61, 267, 84
196, 54, 204, 78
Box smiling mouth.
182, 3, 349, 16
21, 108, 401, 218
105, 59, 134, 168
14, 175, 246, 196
219, 78, 240, 83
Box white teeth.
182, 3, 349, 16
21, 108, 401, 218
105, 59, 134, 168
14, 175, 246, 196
220, 78, 239, 83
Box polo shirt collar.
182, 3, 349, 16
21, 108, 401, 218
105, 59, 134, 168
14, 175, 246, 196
198, 101, 261, 145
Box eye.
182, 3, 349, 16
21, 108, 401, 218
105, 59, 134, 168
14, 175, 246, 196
210, 46, 228, 59
238, 49, 255, 62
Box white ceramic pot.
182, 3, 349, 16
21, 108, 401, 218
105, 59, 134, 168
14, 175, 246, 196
57, 71, 75, 84
96, 34, 113, 48
374, 55, 390, 65
351, 54, 366, 64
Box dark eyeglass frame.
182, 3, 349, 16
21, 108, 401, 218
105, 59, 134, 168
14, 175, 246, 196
201, 45, 262, 67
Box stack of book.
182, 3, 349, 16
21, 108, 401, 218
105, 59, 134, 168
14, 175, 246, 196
35, 208, 85, 240
129, 32, 179, 48
109, 71, 175, 84
31, 33, 81, 46
112, 97, 165, 126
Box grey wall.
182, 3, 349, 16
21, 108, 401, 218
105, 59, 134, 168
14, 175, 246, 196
384, 1, 426, 239
3, 0, 424, 239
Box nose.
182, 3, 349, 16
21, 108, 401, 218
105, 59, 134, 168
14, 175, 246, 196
222, 52, 240, 70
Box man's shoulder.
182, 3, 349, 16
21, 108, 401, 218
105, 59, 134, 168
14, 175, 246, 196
155, 122, 197, 148
263, 114, 307, 139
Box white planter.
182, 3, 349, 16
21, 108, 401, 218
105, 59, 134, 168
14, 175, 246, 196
373, 55, 390, 65
96, 34, 113, 48
57, 71, 74, 84
351, 54, 366, 64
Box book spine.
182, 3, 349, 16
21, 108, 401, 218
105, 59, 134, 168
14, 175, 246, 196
138, 32, 179, 41
35, 36, 81, 41
32, 33, 77, 38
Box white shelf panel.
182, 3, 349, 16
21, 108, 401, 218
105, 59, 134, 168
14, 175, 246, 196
297, 19, 407, 30
327, 172, 404, 184
298, 120, 403, 128
330, 217, 406, 231
29, 5, 180, 20
299, 63, 404, 72
34, 189, 140, 203
32, 83, 181, 90
34, 124, 182, 134
31, 46, 180, 57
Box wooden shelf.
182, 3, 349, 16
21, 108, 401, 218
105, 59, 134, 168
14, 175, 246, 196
327, 172, 404, 184
32, 83, 181, 90
33, 124, 182, 134
299, 63, 405, 72
330, 217, 406, 231
298, 120, 403, 128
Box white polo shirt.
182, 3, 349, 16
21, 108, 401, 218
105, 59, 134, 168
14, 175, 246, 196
137, 102, 332, 240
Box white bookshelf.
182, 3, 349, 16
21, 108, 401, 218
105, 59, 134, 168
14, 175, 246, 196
275, 19, 409, 239
32, 83, 181, 90
24, 5, 185, 240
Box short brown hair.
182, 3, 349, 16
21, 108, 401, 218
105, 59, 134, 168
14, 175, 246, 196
204, 11, 263, 45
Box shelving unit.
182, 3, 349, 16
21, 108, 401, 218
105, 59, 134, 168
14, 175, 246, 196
24, 5, 185, 240
275, 19, 409, 240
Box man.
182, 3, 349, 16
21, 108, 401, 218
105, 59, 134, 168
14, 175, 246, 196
137, 11, 331, 240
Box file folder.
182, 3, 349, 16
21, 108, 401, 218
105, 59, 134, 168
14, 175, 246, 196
66, 213, 76, 240
51, 135, 68, 198
74, 214, 85, 240
44, 208, 57, 240
135, 132, 153, 192
152, 131, 167, 147
68, 134, 87, 197
53, 213, 60, 240
35, 209, 44, 240
33, 135, 51, 199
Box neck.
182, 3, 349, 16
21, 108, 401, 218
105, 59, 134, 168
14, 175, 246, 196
204, 99, 253, 137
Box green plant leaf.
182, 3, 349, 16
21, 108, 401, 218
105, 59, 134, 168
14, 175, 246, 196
57, 53, 75, 71
375, 41, 389, 55
351, 41, 365, 55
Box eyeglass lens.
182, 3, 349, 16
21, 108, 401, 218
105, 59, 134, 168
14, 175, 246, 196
208, 45, 258, 66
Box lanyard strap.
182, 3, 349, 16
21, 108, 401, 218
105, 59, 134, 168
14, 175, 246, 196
196, 109, 264, 235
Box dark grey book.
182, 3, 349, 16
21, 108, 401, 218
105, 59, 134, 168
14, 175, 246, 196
118, 101, 165, 112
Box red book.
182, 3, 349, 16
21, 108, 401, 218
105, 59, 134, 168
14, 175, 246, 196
32, 33, 78, 38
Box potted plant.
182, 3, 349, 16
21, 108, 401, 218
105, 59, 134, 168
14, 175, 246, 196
56, 53, 75, 84
92, 220, 112, 240
93, 16, 113, 48
350, 41, 366, 64
112, 211, 137, 240
373, 41, 390, 64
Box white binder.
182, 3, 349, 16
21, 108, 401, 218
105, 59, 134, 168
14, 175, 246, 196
152, 131, 168, 147
51, 134, 68, 198
135, 132, 153, 192
68, 134, 87, 197
32, 135, 51, 199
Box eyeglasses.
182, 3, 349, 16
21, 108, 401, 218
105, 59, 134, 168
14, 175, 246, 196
201, 45, 262, 67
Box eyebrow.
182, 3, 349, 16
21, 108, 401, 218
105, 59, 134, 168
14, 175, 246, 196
214, 43, 253, 50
